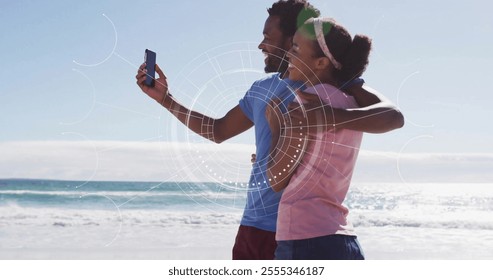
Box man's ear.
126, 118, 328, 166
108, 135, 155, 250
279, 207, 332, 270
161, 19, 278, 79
284, 36, 293, 50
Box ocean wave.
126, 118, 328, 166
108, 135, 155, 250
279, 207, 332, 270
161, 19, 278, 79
353, 219, 493, 230
0, 205, 242, 228
1, 204, 492, 231
351, 212, 493, 231
2, 181, 493, 231
0, 189, 245, 198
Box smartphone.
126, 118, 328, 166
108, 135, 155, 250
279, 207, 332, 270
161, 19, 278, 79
144, 49, 156, 87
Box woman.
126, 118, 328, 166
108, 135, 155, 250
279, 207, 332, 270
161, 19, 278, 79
266, 17, 371, 260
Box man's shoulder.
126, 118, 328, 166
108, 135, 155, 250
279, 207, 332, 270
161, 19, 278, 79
249, 73, 293, 94
253, 73, 281, 85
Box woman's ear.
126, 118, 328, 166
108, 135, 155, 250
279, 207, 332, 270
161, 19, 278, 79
315, 57, 331, 70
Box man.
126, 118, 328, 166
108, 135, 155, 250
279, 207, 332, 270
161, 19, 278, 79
136, 0, 404, 260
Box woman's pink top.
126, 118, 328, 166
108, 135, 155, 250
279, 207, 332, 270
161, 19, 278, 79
276, 83, 363, 241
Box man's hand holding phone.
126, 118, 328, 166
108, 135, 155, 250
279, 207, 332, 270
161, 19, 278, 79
136, 49, 171, 106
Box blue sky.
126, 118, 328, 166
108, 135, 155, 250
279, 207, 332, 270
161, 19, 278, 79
1, 0, 492, 181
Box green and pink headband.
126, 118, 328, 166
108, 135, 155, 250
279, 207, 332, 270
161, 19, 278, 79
313, 18, 342, 70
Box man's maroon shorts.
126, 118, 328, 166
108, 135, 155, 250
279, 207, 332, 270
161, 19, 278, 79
232, 225, 277, 260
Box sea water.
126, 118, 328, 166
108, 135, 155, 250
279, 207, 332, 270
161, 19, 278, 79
1, 179, 492, 259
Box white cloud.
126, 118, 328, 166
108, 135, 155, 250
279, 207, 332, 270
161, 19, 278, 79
0, 141, 254, 182
354, 151, 493, 183
0, 141, 492, 183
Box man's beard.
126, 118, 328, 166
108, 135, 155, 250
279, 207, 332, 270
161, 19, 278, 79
264, 52, 289, 74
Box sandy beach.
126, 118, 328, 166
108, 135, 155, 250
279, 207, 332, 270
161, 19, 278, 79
2, 210, 493, 260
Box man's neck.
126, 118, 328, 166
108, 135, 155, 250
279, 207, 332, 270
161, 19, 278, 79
280, 70, 288, 79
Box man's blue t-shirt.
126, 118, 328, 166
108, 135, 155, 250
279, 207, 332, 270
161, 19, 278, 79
238, 73, 303, 232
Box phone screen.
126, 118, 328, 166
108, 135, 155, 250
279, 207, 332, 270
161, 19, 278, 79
144, 49, 156, 87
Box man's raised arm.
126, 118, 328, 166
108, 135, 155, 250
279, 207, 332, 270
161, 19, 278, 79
136, 63, 253, 143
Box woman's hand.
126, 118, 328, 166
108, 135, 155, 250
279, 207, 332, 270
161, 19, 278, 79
265, 98, 284, 136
